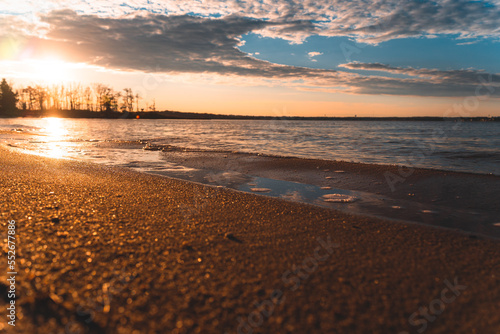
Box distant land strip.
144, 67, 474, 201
1, 109, 499, 121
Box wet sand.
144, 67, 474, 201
159, 150, 500, 213
0, 146, 499, 333
156, 150, 500, 237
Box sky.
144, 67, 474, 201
0, 0, 499, 116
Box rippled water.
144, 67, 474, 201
0, 118, 499, 175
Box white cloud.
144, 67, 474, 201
308, 51, 323, 62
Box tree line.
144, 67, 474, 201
0, 78, 157, 116
0, 79, 18, 115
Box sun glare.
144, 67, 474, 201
43, 117, 70, 159
32, 58, 73, 85
44, 117, 68, 138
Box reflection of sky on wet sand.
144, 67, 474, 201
281, 190, 304, 202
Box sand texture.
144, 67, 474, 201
0, 147, 499, 334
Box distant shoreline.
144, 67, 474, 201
1, 109, 499, 121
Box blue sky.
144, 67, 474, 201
0, 0, 499, 116
240, 34, 500, 73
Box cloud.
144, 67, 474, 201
4, 0, 500, 44
35, 10, 321, 78
1, 9, 499, 98
330, 0, 500, 44
340, 62, 500, 83
307, 51, 323, 62
339, 62, 500, 96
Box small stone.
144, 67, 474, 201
225, 233, 242, 243
51, 217, 60, 224
181, 242, 194, 251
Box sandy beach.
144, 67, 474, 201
1, 146, 499, 333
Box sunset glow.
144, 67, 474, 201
0, 0, 499, 116
32, 59, 73, 85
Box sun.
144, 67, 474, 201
31, 58, 73, 85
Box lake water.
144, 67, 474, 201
1, 118, 499, 175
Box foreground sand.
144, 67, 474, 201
0, 147, 499, 334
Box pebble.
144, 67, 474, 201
225, 233, 242, 243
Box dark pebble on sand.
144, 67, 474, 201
225, 233, 242, 243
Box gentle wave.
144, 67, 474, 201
0, 118, 498, 175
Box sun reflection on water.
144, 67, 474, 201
42, 118, 70, 159
43, 118, 67, 137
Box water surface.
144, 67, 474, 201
1, 118, 499, 175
